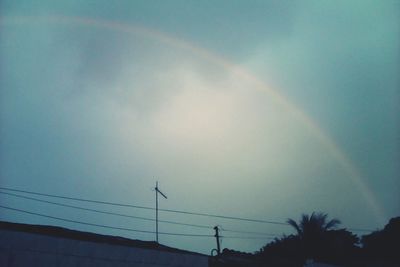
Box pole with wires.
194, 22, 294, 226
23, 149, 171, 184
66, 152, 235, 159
214, 226, 221, 256
155, 181, 167, 243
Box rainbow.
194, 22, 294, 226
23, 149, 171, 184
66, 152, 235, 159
0, 15, 386, 225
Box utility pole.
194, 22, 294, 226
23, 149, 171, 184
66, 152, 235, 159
155, 181, 167, 243
214, 226, 221, 256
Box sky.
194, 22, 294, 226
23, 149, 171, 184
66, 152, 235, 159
0, 0, 399, 254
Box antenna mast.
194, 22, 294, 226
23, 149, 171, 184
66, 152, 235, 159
155, 181, 167, 243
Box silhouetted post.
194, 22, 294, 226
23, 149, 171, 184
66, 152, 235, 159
214, 226, 221, 255
156, 182, 158, 242
155, 181, 167, 243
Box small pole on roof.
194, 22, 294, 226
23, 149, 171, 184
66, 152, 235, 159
214, 226, 221, 256
155, 181, 167, 243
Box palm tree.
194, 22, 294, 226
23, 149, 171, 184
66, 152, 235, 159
287, 212, 341, 260
287, 212, 341, 238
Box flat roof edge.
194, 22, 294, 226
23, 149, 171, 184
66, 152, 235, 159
0, 220, 207, 257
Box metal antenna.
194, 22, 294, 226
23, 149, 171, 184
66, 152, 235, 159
155, 181, 167, 243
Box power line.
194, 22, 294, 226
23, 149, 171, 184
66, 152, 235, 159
160, 208, 288, 225
0, 186, 374, 233
0, 205, 279, 240
0, 191, 212, 230
0, 191, 154, 221
0, 186, 288, 226
221, 236, 276, 240
220, 227, 278, 237
0, 191, 284, 238
0, 204, 214, 238
0, 187, 153, 210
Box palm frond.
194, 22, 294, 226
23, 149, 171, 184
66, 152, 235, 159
325, 218, 341, 230
287, 218, 302, 235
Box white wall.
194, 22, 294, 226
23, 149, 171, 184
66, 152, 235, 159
0, 229, 209, 267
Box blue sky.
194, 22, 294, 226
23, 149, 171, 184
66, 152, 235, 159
0, 0, 399, 254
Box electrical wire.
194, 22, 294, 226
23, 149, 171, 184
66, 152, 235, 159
160, 208, 288, 225
0, 186, 375, 233
0, 187, 153, 210
1, 205, 283, 240
0, 191, 284, 238
221, 236, 276, 240
0, 204, 214, 238
0, 191, 212, 230
220, 228, 278, 237
0, 186, 288, 225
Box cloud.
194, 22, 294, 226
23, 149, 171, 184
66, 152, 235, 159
1, 1, 398, 252
244, 0, 400, 220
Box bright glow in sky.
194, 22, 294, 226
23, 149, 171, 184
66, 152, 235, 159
0, 0, 399, 254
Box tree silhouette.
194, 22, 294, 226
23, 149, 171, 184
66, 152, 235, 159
256, 214, 400, 266
287, 212, 341, 238
361, 216, 400, 265
286, 212, 348, 263
257, 212, 350, 266
257, 234, 304, 266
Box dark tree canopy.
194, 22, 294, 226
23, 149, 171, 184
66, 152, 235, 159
253, 214, 400, 267
362, 216, 400, 264
257, 212, 358, 266
287, 212, 341, 238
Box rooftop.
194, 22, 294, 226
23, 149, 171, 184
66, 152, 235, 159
0, 220, 206, 257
